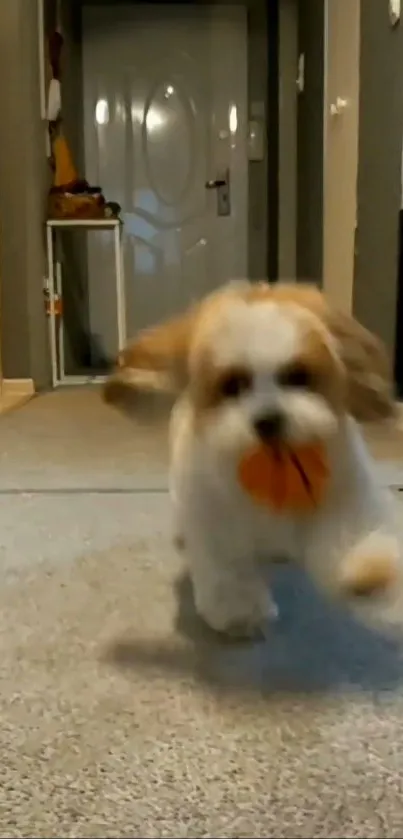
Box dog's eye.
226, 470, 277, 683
219, 370, 252, 399
278, 364, 313, 389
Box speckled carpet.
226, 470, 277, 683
1, 389, 403, 838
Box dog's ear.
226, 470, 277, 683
103, 307, 198, 403
326, 309, 396, 422
269, 282, 396, 423
103, 282, 249, 403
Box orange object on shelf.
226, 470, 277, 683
238, 441, 329, 513
52, 132, 78, 189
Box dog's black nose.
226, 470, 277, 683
254, 411, 284, 443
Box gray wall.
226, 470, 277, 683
0, 0, 50, 385
296, 0, 324, 283
353, 1, 403, 358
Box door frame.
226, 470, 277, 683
266, 0, 279, 281
322, 0, 360, 314
272, 0, 326, 287
278, 0, 361, 314
278, 0, 298, 280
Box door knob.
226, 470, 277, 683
330, 97, 348, 116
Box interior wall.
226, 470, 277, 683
353, 2, 403, 359
0, 0, 50, 385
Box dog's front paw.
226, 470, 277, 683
339, 535, 400, 598
195, 589, 278, 641
220, 610, 277, 641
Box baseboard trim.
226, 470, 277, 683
2, 378, 35, 395
0, 378, 35, 415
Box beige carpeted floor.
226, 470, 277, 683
2, 389, 403, 838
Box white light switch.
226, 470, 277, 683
389, 0, 400, 25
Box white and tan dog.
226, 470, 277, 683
107, 282, 402, 638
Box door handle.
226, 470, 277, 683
205, 168, 231, 216
205, 178, 226, 189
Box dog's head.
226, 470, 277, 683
106, 282, 395, 455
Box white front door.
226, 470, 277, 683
82, 3, 248, 357
323, 0, 360, 313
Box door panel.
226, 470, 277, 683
82, 3, 248, 358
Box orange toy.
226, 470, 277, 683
238, 442, 329, 513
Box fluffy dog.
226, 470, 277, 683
106, 282, 402, 638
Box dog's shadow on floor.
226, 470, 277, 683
106, 564, 403, 696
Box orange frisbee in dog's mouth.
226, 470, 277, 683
238, 442, 329, 512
